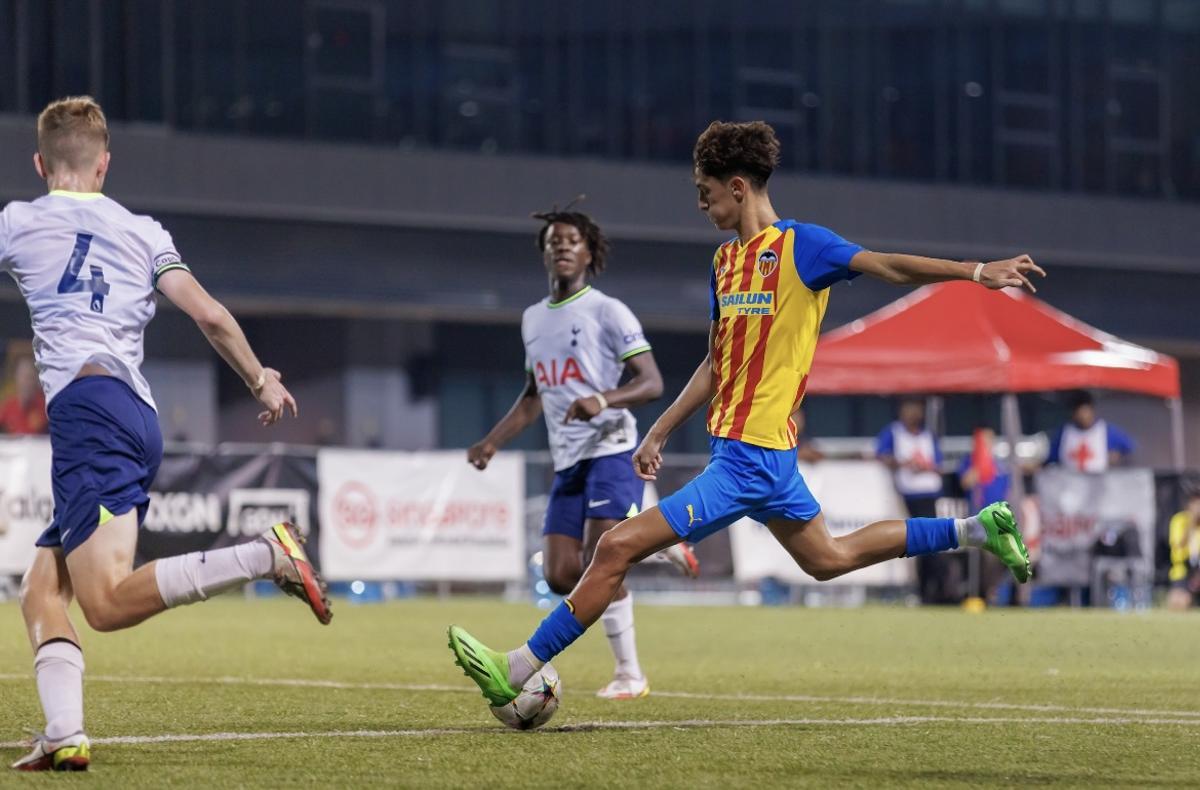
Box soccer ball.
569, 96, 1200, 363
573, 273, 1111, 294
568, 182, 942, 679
488, 663, 561, 730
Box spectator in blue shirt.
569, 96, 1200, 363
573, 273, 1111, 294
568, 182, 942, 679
1046, 391, 1134, 472
875, 397, 943, 518
877, 399, 959, 604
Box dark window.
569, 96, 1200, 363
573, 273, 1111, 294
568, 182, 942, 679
6, 0, 1200, 202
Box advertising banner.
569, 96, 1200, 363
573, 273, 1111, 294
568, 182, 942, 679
318, 449, 525, 581
0, 438, 318, 573
138, 449, 318, 564
1034, 467, 1155, 587
0, 437, 54, 575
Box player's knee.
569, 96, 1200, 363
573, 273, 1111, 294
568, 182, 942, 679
543, 549, 582, 595
593, 529, 636, 571
18, 566, 58, 614
17, 573, 36, 614
79, 605, 120, 633
543, 566, 578, 596
807, 566, 842, 582
76, 594, 127, 633
798, 550, 850, 582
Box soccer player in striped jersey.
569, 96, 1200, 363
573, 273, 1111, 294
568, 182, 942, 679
449, 120, 1043, 709
467, 207, 698, 700
4, 98, 331, 772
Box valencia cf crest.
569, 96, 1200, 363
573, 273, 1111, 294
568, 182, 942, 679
756, 249, 779, 278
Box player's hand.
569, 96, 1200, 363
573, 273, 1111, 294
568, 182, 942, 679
254, 368, 297, 426
467, 440, 497, 470
978, 254, 1046, 293
563, 395, 605, 424
633, 432, 667, 481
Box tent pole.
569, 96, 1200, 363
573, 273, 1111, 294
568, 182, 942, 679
1001, 393, 1026, 507
1000, 393, 1030, 606
928, 395, 945, 437
1169, 397, 1186, 472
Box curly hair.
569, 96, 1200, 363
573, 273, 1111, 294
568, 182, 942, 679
533, 201, 610, 277
692, 120, 781, 188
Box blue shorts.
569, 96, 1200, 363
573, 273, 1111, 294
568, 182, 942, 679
36, 377, 163, 556
659, 436, 820, 543
543, 450, 644, 540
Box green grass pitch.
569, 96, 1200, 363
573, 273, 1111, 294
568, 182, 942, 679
2, 597, 1197, 788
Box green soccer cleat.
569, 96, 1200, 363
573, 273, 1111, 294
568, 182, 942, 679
978, 501, 1031, 584
447, 625, 519, 707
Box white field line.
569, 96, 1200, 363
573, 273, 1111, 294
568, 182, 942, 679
3, 672, 1198, 721
3, 714, 1200, 750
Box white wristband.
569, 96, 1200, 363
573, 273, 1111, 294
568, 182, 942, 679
593, 392, 609, 410
971, 262, 985, 283
250, 371, 266, 394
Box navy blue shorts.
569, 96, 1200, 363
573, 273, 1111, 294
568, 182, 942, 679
658, 436, 820, 543
543, 450, 644, 540
36, 377, 163, 556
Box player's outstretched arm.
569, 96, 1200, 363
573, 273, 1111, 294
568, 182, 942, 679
632, 325, 718, 481
563, 351, 664, 423
156, 268, 297, 425
468, 372, 541, 470
849, 251, 1046, 292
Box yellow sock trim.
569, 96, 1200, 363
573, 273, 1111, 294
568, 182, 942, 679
98, 505, 114, 526
564, 598, 575, 614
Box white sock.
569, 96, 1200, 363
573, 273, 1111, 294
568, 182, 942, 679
600, 593, 643, 680
154, 540, 273, 608
506, 644, 544, 689
35, 640, 85, 741
956, 516, 988, 548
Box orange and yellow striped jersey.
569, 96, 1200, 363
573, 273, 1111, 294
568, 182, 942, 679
706, 219, 863, 449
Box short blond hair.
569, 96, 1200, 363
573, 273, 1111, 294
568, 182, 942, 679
37, 96, 109, 174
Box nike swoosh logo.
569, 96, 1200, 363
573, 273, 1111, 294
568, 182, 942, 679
588, 499, 610, 508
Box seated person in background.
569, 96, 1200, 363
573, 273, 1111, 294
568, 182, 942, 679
1046, 390, 1134, 472
0, 355, 47, 434
791, 408, 824, 463
1167, 488, 1200, 611
958, 428, 1011, 510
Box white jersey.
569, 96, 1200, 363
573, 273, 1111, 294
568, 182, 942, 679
0, 191, 189, 410
1059, 420, 1109, 473
888, 423, 943, 496
522, 286, 651, 471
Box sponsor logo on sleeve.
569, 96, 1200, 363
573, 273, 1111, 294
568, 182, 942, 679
153, 252, 182, 270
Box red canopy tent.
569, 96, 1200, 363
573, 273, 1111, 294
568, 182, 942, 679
809, 281, 1184, 468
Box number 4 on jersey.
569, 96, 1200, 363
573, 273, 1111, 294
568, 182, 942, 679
57, 232, 109, 313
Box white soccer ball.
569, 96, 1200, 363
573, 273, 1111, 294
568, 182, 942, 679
489, 663, 561, 730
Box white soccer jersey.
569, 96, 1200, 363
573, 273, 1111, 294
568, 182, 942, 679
521, 286, 652, 471
890, 425, 943, 496
0, 191, 190, 410
1059, 420, 1110, 473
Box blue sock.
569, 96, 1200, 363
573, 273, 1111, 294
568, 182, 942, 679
526, 601, 586, 662
905, 517, 958, 556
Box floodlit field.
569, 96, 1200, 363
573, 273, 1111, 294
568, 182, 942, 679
2, 597, 1197, 788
